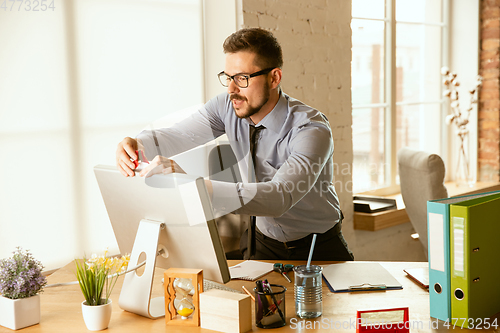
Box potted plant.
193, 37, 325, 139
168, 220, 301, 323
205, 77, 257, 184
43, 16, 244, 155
75, 251, 129, 331
441, 67, 483, 186
0, 247, 47, 330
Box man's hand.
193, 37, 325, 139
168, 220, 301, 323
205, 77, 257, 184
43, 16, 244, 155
116, 137, 138, 177
139, 155, 186, 178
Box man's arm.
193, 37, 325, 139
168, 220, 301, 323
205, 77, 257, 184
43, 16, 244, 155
136, 97, 227, 163
210, 123, 334, 217
116, 95, 227, 177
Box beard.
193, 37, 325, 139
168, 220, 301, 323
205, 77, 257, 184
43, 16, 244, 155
230, 81, 270, 119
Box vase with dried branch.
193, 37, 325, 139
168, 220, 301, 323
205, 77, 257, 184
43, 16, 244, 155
441, 67, 483, 186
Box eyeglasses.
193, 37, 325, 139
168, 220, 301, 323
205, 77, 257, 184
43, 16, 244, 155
218, 68, 274, 88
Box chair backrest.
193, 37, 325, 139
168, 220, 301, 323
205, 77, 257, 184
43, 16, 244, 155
208, 144, 242, 183
208, 144, 245, 259
397, 147, 448, 257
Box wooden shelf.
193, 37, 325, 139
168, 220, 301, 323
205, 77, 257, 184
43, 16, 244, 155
353, 181, 500, 231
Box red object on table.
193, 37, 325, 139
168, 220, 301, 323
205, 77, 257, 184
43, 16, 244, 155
133, 150, 149, 169
356, 307, 409, 333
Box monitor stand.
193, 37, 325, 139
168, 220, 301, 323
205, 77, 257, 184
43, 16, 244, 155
118, 219, 166, 319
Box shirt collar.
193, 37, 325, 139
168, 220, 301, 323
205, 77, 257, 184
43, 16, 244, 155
246, 91, 287, 133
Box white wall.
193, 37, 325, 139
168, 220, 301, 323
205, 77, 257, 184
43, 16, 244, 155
203, 0, 239, 100
448, 0, 480, 182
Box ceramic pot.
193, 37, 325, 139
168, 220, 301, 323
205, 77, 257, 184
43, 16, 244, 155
0, 294, 40, 330
81, 299, 113, 331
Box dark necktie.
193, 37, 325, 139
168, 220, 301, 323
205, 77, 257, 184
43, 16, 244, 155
247, 125, 265, 259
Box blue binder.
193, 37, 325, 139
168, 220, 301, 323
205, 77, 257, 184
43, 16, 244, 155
428, 199, 451, 321
427, 191, 500, 321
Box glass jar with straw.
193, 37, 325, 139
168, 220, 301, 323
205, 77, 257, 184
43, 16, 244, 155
293, 234, 323, 318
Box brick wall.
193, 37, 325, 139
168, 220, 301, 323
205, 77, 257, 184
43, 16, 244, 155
479, 0, 500, 182
240, 2, 500, 187
239, 0, 431, 261
240, 0, 354, 223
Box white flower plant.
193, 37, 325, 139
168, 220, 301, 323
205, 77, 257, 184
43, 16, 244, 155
75, 250, 130, 306
441, 67, 483, 136
0, 247, 47, 299
441, 67, 483, 183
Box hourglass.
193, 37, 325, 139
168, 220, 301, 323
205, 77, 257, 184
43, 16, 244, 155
164, 268, 203, 327
173, 278, 195, 319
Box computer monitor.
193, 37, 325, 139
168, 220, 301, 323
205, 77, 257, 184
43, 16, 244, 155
94, 164, 230, 318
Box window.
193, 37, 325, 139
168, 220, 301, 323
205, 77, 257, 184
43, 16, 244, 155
0, 0, 204, 270
351, 0, 448, 194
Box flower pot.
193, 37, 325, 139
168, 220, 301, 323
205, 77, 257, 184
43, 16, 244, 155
81, 299, 113, 331
0, 294, 40, 330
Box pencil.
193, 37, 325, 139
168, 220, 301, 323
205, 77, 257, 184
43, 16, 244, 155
241, 286, 255, 302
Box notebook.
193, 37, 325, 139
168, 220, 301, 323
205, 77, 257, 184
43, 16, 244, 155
322, 262, 403, 292
229, 260, 274, 281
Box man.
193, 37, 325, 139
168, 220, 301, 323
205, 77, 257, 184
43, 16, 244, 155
116, 28, 353, 261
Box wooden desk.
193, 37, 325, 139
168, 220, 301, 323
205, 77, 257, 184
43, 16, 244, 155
2, 261, 493, 333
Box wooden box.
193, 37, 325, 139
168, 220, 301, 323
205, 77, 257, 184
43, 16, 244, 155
200, 289, 252, 333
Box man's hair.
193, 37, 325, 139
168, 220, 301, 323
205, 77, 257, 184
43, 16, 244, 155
223, 28, 283, 69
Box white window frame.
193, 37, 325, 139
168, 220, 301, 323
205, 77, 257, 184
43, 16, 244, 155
352, 0, 450, 195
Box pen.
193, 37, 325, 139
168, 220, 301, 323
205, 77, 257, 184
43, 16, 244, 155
255, 280, 265, 301
241, 286, 255, 301
259, 280, 272, 311
255, 280, 265, 323
264, 299, 283, 316
263, 280, 285, 322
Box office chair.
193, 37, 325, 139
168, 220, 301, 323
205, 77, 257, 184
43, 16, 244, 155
208, 144, 246, 260
397, 147, 448, 257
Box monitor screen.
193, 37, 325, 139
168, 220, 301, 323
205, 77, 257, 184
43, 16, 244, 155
94, 165, 230, 284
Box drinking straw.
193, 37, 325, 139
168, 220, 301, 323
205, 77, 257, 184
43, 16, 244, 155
306, 234, 317, 268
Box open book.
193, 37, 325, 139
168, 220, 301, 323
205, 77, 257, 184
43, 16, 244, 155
229, 260, 274, 281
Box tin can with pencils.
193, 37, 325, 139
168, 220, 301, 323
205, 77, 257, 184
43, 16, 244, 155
254, 284, 286, 328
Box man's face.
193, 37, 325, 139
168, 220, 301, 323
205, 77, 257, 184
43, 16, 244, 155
224, 51, 271, 119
